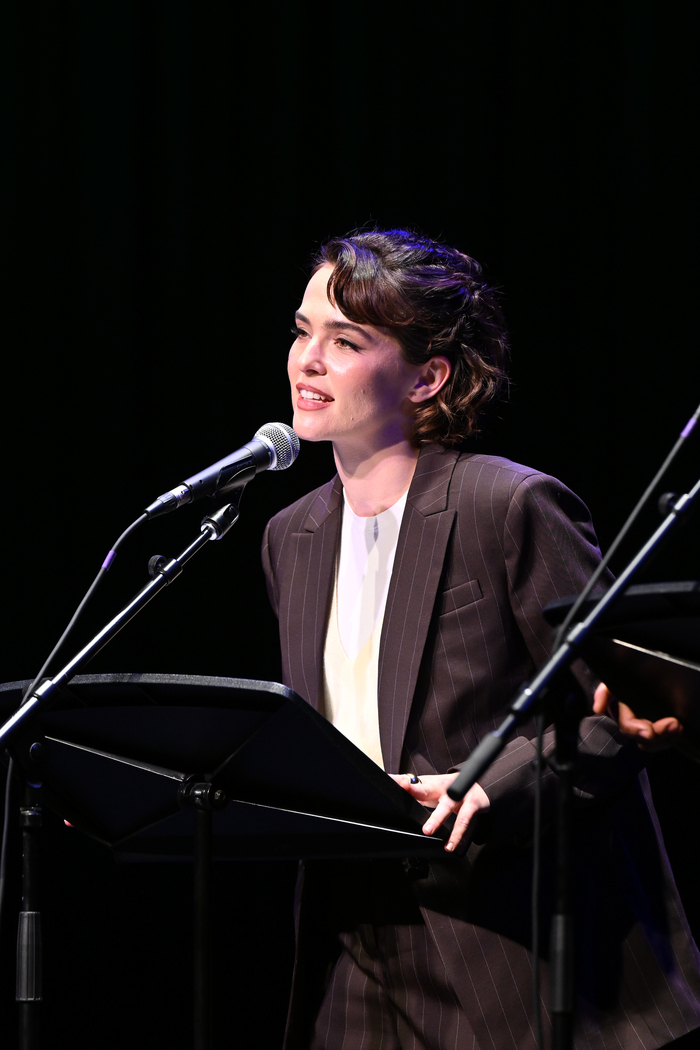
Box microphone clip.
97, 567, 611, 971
200, 498, 241, 541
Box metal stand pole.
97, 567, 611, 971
17, 780, 42, 1050
179, 779, 225, 1050
549, 678, 584, 1050
193, 806, 213, 1050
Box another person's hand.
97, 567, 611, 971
391, 772, 490, 851
593, 682, 683, 750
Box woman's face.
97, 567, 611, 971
288, 264, 428, 456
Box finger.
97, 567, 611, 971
403, 777, 452, 806
422, 796, 458, 836
615, 701, 681, 739
445, 800, 479, 852
638, 717, 683, 752
406, 785, 440, 809
651, 717, 682, 736
614, 702, 683, 750
620, 718, 656, 740
593, 682, 611, 714
388, 776, 440, 809
616, 702, 655, 739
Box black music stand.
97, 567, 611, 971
0, 673, 449, 1049
545, 580, 700, 759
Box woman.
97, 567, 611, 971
263, 230, 700, 1050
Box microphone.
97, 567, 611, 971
145, 422, 300, 519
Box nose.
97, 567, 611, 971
293, 334, 326, 375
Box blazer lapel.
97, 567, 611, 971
280, 476, 342, 713
378, 446, 458, 773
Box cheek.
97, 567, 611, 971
367, 369, 412, 409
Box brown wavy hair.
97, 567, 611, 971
313, 229, 509, 447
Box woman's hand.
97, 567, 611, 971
593, 682, 682, 750
390, 772, 490, 852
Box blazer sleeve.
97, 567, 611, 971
474, 472, 645, 836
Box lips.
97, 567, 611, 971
296, 384, 334, 409
297, 385, 333, 401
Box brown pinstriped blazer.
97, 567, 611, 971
263, 445, 700, 1050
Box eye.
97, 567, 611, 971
291, 325, 308, 338
335, 336, 360, 351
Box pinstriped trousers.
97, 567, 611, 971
310, 920, 476, 1050
308, 922, 700, 1050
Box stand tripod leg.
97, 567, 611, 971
17, 780, 42, 1050
194, 806, 212, 1050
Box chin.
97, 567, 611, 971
292, 415, 328, 443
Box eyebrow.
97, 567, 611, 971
295, 311, 376, 343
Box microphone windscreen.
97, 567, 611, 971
255, 422, 300, 471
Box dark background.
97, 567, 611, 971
1, 1, 699, 1046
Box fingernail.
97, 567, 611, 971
423, 823, 434, 834
445, 842, 454, 852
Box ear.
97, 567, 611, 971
407, 356, 451, 403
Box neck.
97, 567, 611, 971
333, 438, 419, 516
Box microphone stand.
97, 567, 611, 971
0, 495, 242, 1050
0, 497, 241, 750
447, 472, 700, 1050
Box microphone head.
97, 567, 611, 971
254, 422, 300, 471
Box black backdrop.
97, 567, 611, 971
1, 2, 700, 1046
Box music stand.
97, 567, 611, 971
0, 673, 449, 1048
545, 580, 700, 760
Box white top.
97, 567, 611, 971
337, 490, 407, 660
322, 491, 408, 769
